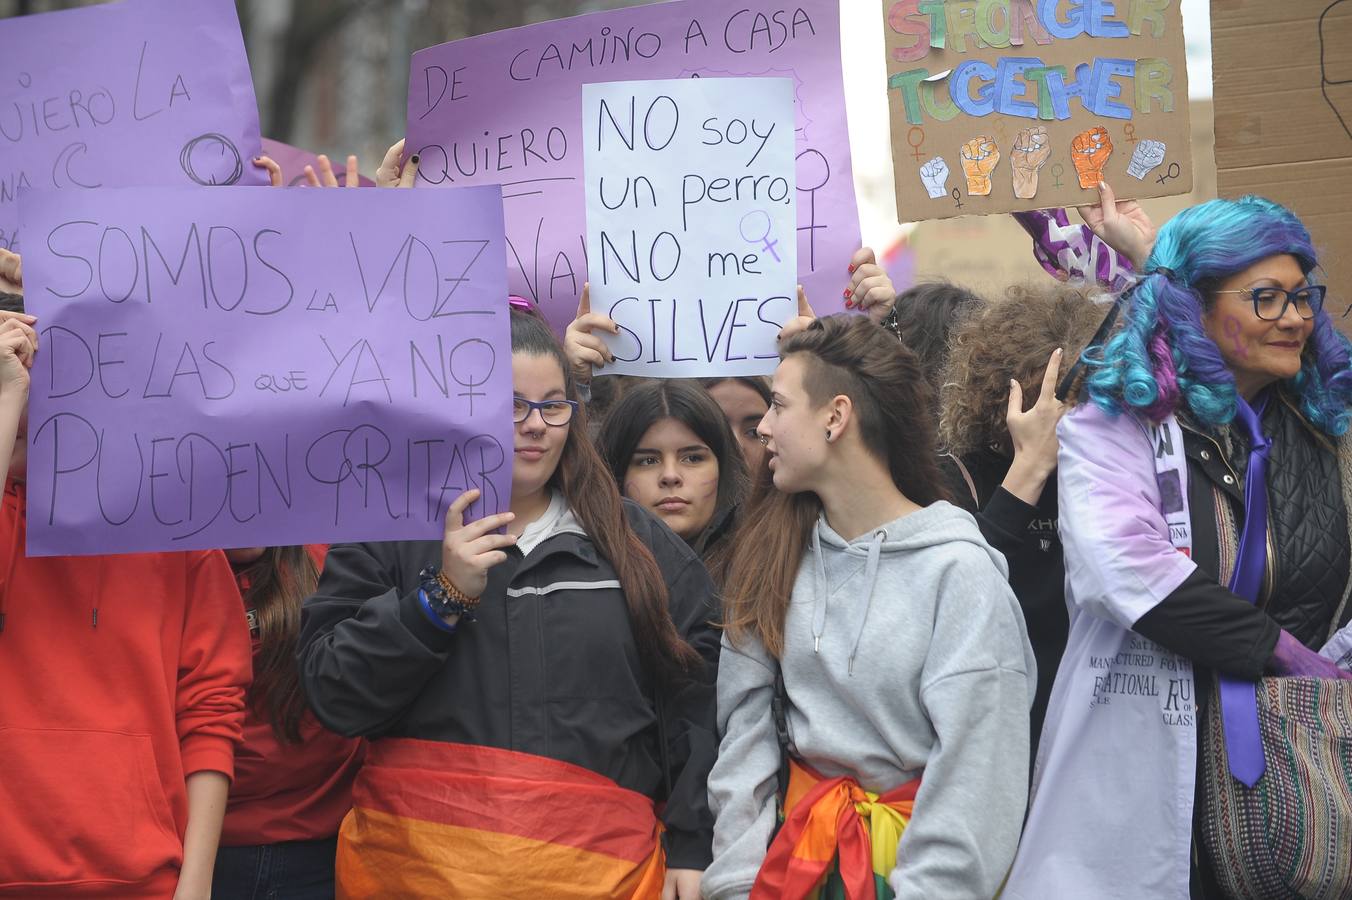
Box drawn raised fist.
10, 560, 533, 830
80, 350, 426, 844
959, 137, 1000, 197
1071, 126, 1113, 189
919, 156, 950, 199
1010, 127, 1052, 199
1126, 140, 1167, 180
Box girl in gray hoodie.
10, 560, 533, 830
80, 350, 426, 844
704, 314, 1036, 900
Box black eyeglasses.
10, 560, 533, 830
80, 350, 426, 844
513, 397, 577, 426
1213, 285, 1326, 321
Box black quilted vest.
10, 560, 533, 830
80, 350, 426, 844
1180, 392, 1352, 647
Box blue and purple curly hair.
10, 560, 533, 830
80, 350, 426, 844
1084, 195, 1352, 436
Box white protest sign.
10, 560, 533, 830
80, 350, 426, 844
583, 78, 797, 377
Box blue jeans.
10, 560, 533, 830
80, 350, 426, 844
212, 836, 337, 900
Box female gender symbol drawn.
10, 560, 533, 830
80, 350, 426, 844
951, 186, 963, 208
739, 210, 781, 262
907, 126, 926, 162
1123, 122, 1139, 144
1155, 162, 1182, 184
1049, 162, 1064, 188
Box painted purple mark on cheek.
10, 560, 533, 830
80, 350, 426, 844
1223, 316, 1248, 359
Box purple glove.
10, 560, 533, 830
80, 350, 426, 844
1012, 208, 1138, 294
1269, 629, 1352, 680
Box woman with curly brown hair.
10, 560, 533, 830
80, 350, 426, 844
939, 284, 1108, 745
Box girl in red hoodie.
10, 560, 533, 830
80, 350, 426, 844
213, 545, 364, 900
0, 272, 252, 900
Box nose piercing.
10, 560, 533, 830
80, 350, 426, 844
758, 434, 769, 446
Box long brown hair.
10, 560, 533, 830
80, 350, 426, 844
722, 315, 949, 658
510, 312, 701, 678
237, 545, 320, 743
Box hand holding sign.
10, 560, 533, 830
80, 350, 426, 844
563, 283, 619, 384
0, 249, 21, 295
845, 247, 896, 323
1076, 181, 1158, 269
959, 137, 1001, 196
376, 140, 415, 188
0, 312, 39, 396
1072, 127, 1114, 189
1011, 127, 1052, 199
440, 488, 517, 603
252, 156, 284, 187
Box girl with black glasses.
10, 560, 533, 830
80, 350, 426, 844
298, 307, 720, 899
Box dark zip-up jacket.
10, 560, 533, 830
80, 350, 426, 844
297, 500, 721, 869
1133, 391, 1352, 679
959, 447, 1066, 748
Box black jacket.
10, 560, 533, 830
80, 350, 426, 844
960, 447, 1066, 747
297, 500, 721, 869
1134, 390, 1352, 678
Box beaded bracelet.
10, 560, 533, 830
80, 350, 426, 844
419, 566, 478, 623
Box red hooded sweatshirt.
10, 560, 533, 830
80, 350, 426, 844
221, 545, 365, 847
0, 481, 252, 898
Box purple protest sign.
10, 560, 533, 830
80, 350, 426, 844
260, 138, 376, 187
20, 185, 512, 556
405, 0, 858, 336
0, 0, 267, 256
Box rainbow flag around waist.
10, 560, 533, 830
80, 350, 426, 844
751, 759, 920, 900
336, 738, 665, 899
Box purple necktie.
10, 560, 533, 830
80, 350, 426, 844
1218, 393, 1271, 787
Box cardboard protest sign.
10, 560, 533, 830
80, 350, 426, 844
583, 78, 797, 377
260, 138, 377, 187
406, 0, 858, 336
20, 185, 511, 556
1212, 0, 1352, 310
0, 0, 267, 256
882, 0, 1191, 221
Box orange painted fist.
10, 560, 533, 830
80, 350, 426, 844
959, 136, 1000, 197
1071, 126, 1113, 189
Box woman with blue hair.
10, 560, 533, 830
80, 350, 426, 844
1004, 193, 1352, 899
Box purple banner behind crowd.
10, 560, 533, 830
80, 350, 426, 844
405, 0, 859, 335
0, 0, 267, 257
20, 185, 512, 556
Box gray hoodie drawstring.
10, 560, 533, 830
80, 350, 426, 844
811, 523, 888, 674
848, 531, 886, 676
811, 526, 827, 653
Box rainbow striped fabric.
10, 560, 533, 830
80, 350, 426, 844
336, 738, 666, 899
751, 760, 920, 900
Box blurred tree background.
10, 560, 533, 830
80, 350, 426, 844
0, 0, 653, 169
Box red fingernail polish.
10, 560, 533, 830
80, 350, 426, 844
843, 289, 851, 299
848, 264, 856, 274
845, 300, 854, 309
